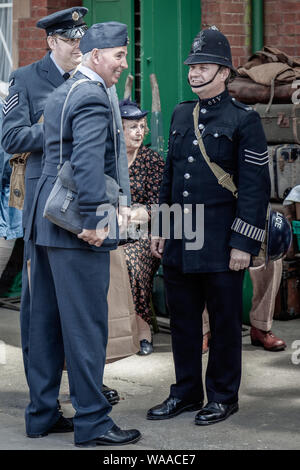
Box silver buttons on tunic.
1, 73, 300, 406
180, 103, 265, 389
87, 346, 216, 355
183, 191, 189, 197
198, 123, 205, 130
184, 208, 190, 214
184, 173, 191, 179
214, 132, 219, 138
200, 108, 207, 114
193, 139, 198, 145
188, 156, 194, 163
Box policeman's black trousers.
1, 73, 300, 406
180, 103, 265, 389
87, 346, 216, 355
163, 265, 244, 405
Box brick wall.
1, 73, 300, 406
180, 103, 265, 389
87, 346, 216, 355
16, 0, 300, 69
264, 0, 300, 59
17, 0, 83, 67
201, 0, 300, 68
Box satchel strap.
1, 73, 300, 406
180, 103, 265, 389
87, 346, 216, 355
192, 102, 238, 198
58, 78, 120, 187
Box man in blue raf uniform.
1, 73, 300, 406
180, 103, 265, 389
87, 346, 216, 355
25, 22, 141, 447
148, 27, 270, 425
1, 7, 120, 407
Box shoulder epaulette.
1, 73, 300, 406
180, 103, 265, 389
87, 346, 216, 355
230, 97, 253, 112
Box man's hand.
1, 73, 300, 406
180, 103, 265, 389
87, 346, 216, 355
118, 205, 131, 235
77, 227, 109, 247
151, 237, 165, 259
229, 248, 251, 271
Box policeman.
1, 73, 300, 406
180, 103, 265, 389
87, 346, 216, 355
25, 22, 141, 447
148, 27, 271, 425
1, 7, 120, 407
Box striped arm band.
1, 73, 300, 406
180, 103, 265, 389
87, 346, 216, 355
231, 217, 265, 242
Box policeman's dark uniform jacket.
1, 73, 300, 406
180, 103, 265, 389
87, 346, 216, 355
0, 7, 88, 382
158, 29, 270, 409
25, 22, 135, 445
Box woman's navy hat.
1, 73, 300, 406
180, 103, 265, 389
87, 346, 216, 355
36, 7, 88, 39
119, 99, 148, 120
79, 22, 129, 54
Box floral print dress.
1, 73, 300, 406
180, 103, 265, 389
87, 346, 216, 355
124, 145, 164, 324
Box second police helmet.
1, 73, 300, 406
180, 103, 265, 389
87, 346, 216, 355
265, 209, 292, 263
184, 26, 235, 71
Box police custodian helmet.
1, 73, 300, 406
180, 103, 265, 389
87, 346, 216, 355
184, 26, 235, 71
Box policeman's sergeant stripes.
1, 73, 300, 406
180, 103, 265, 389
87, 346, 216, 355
244, 148, 269, 166
231, 217, 265, 242
3, 93, 19, 115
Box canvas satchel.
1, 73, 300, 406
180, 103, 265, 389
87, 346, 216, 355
43, 79, 121, 234
8, 115, 44, 211
106, 245, 139, 362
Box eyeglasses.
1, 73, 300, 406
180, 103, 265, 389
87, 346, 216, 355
56, 37, 81, 47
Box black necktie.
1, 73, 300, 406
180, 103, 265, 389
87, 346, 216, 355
63, 72, 70, 81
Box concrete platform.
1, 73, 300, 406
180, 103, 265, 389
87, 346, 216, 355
0, 306, 299, 451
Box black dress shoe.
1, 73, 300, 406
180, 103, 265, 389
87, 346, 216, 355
27, 415, 74, 438
75, 424, 141, 447
137, 339, 153, 356
195, 401, 239, 426
102, 384, 120, 405
147, 395, 203, 420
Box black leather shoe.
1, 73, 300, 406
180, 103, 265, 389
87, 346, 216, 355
75, 424, 141, 447
147, 395, 203, 420
137, 339, 153, 356
102, 384, 120, 405
195, 401, 239, 426
27, 415, 74, 438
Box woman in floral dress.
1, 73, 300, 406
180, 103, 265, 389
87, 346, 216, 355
119, 99, 164, 355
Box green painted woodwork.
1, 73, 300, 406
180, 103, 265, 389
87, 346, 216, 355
83, 0, 201, 156
83, 0, 135, 97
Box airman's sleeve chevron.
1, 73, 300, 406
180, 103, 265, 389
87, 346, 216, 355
3, 93, 19, 115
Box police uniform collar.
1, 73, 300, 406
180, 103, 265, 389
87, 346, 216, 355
198, 89, 229, 107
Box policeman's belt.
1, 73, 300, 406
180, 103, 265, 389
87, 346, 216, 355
193, 102, 238, 198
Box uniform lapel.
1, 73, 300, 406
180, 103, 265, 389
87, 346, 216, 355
39, 52, 65, 88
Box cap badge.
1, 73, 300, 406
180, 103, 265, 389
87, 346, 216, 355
72, 11, 80, 21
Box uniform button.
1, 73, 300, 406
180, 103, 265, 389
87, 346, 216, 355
183, 191, 189, 197
193, 139, 198, 145
188, 156, 194, 163
184, 208, 190, 214
201, 108, 207, 114
214, 132, 219, 138
184, 173, 191, 179
172, 130, 176, 134
198, 124, 205, 130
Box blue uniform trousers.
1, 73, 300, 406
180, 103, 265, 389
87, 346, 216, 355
163, 266, 244, 405
26, 244, 114, 444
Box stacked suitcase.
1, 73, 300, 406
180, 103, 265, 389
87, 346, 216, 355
253, 102, 300, 320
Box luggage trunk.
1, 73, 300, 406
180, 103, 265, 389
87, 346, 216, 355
268, 144, 300, 201
274, 258, 300, 320
254, 103, 300, 144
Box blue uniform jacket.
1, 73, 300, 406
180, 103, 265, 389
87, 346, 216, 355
1, 52, 65, 233
159, 89, 271, 273
26, 70, 119, 251
0, 99, 23, 240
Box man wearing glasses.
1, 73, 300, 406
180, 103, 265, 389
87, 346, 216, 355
1, 7, 120, 430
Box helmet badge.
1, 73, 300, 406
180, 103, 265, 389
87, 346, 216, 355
192, 31, 206, 53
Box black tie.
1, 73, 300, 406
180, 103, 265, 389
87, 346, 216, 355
63, 72, 70, 81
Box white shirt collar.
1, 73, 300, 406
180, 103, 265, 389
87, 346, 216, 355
50, 52, 74, 77
78, 64, 108, 92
